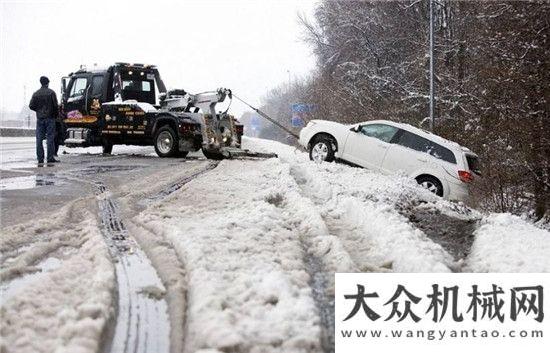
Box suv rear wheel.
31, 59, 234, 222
154, 126, 178, 157
416, 175, 443, 197
309, 136, 336, 163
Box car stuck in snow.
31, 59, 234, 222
299, 119, 481, 202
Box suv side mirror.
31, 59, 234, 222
350, 125, 361, 133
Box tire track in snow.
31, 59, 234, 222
147, 161, 219, 202
93, 180, 170, 353
281, 168, 338, 353
395, 200, 480, 267
300, 245, 335, 353
287, 164, 375, 271
122, 160, 219, 353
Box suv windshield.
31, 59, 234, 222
361, 124, 398, 143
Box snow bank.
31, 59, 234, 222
244, 137, 455, 272
244, 136, 550, 273
466, 213, 550, 272
0, 202, 115, 353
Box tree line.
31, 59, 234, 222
253, 0, 549, 222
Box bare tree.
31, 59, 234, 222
262, 0, 549, 220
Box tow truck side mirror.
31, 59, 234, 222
61, 77, 69, 100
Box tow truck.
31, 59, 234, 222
59, 62, 266, 159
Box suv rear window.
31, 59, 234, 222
466, 155, 481, 175
396, 130, 457, 164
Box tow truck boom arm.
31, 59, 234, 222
160, 88, 231, 116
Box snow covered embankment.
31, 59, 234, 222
465, 213, 550, 272
245, 137, 550, 273
246, 137, 456, 272
0, 202, 115, 353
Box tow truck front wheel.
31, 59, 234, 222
154, 126, 178, 157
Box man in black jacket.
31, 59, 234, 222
29, 76, 59, 164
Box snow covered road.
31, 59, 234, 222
1, 136, 549, 353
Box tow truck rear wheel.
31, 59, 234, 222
102, 140, 113, 154
154, 126, 178, 157
201, 148, 224, 160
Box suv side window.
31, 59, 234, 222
68, 77, 88, 99
396, 130, 456, 164
360, 124, 398, 143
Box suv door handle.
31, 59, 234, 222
417, 157, 427, 162
377, 144, 388, 148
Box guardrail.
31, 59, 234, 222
0, 128, 36, 137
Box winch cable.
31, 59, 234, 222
222, 96, 232, 115
232, 93, 300, 140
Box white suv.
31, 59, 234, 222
299, 119, 481, 202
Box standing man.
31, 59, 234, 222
29, 76, 59, 164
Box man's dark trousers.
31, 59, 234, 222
36, 118, 56, 163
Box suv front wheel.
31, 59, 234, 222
309, 136, 336, 163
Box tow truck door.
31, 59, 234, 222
88, 74, 106, 118
63, 75, 90, 120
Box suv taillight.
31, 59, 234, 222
458, 170, 474, 183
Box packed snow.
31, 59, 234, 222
245, 137, 549, 272
0, 202, 115, 353
465, 213, 550, 272
247, 137, 457, 272
133, 159, 326, 352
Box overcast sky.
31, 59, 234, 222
0, 0, 317, 117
